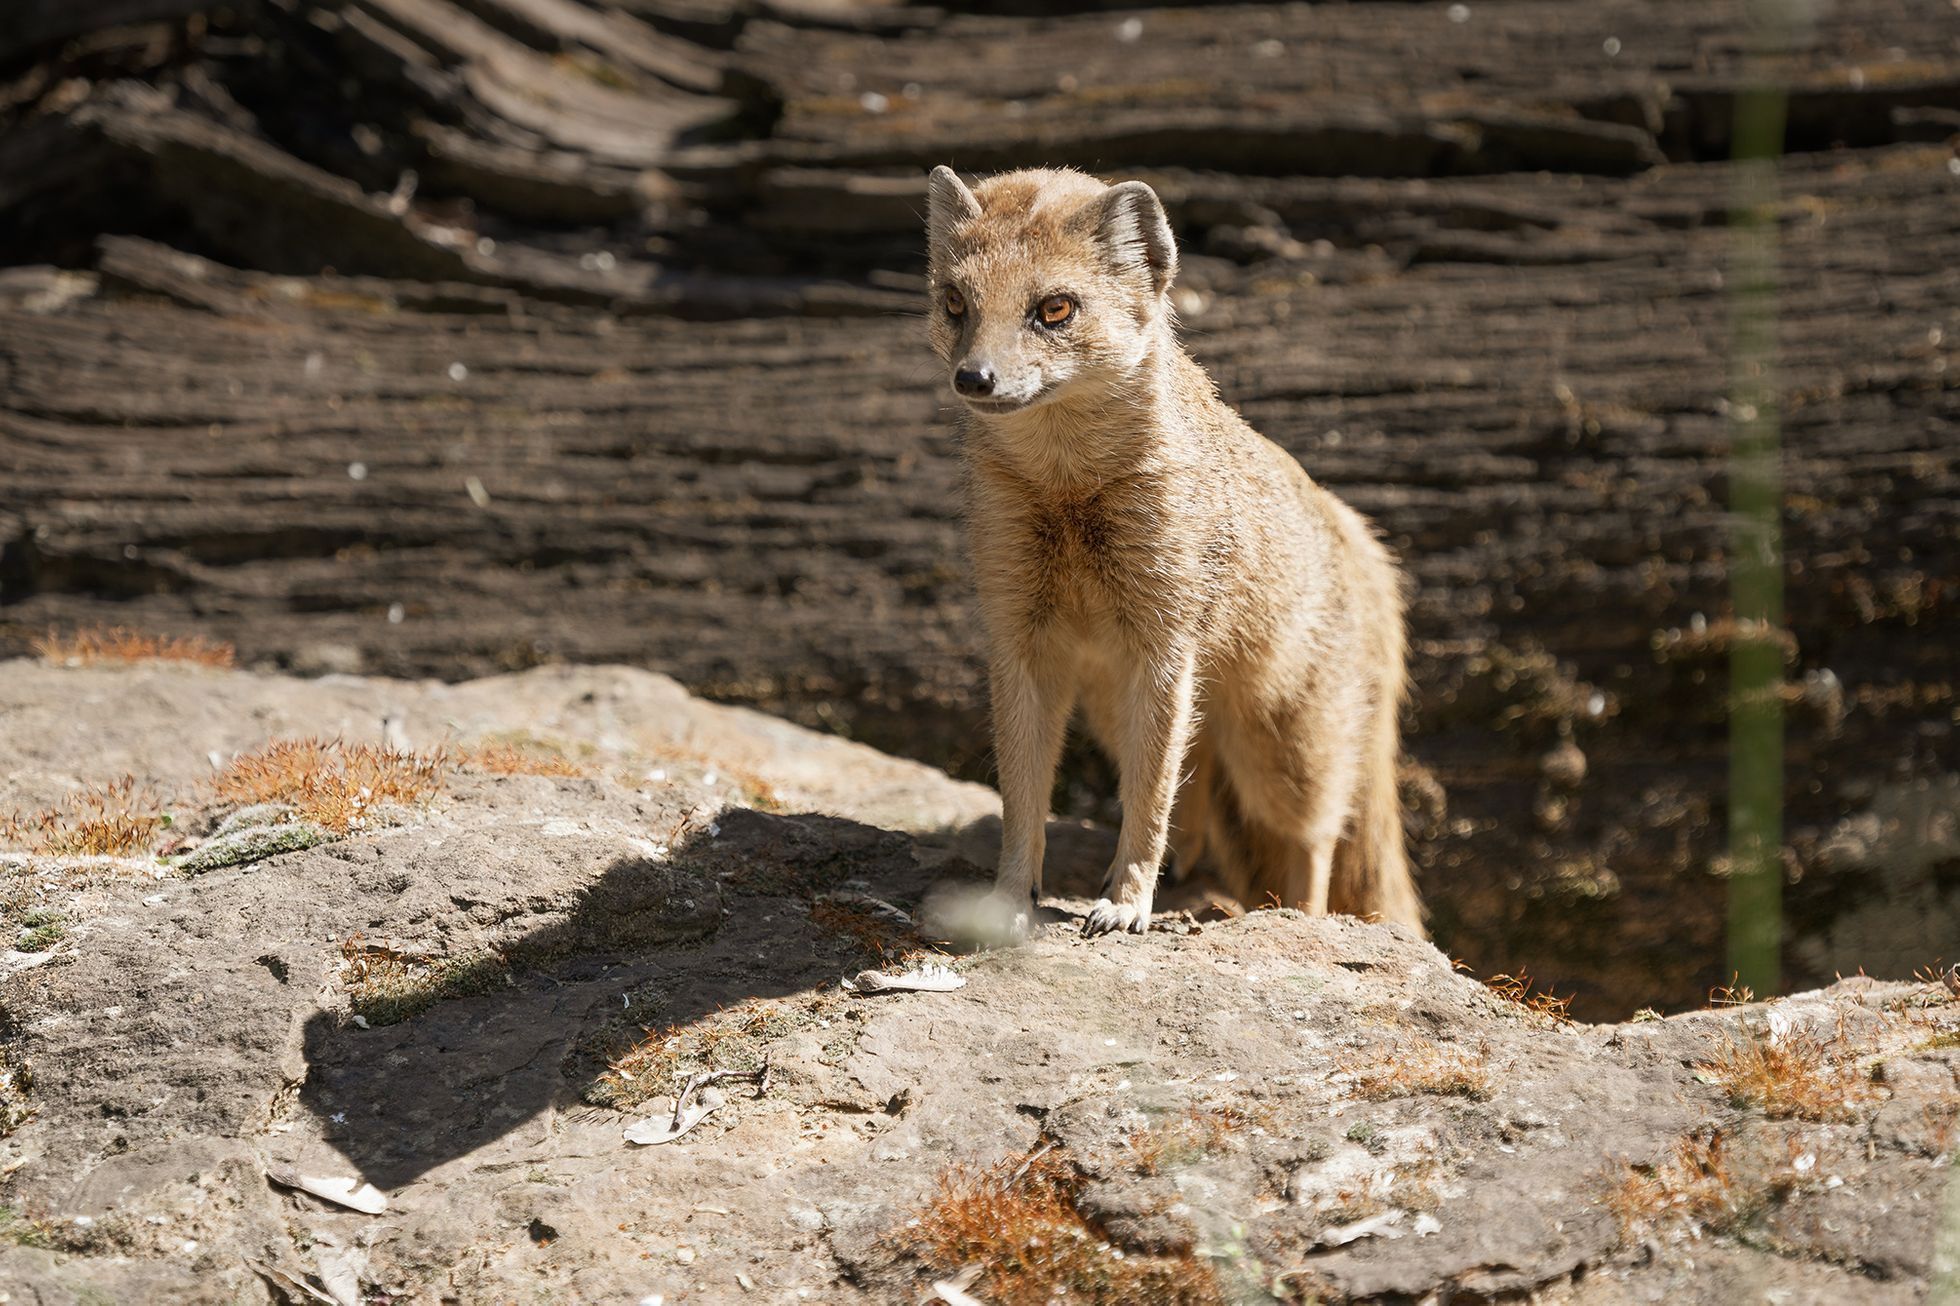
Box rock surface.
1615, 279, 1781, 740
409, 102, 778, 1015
0, 660, 1953, 1303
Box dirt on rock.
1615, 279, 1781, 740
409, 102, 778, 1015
0, 659, 1954, 1303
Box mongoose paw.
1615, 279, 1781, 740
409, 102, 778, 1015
1082, 897, 1149, 937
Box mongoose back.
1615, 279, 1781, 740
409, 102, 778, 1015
925, 164, 1422, 939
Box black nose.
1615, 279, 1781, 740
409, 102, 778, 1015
954, 366, 996, 397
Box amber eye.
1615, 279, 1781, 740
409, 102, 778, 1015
1036, 294, 1075, 327
943, 287, 966, 318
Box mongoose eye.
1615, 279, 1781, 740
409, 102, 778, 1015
1036, 294, 1076, 328
943, 287, 966, 318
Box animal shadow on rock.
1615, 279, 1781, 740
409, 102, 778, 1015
295, 809, 1005, 1192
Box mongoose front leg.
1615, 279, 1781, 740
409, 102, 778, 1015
987, 654, 1072, 940
1085, 646, 1198, 937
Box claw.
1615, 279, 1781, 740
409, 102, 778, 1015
1082, 897, 1149, 937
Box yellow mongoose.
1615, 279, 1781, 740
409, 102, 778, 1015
925, 165, 1422, 938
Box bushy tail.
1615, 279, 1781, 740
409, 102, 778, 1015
1330, 570, 1424, 933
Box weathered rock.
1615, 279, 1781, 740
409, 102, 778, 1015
0, 661, 1952, 1303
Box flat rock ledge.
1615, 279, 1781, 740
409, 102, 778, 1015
0, 661, 1953, 1304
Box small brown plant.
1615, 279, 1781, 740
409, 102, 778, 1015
590, 1001, 808, 1110
1338, 1041, 1493, 1101
808, 898, 942, 967
1128, 1105, 1264, 1175
1316, 1157, 1445, 1226
339, 934, 509, 1026
457, 742, 587, 778
1608, 1128, 1744, 1238
1697, 1016, 1874, 1122
1484, 969, 1573, 1024
649, 747, 779, 810
0, 777, 165, 857
34, 626, 234, 669
213, 737, 447, 834
1910, 962, 1960, 1001
1707, 977, 1757, 1007
906, 1147, 1221, 1306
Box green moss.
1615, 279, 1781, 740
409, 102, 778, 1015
14, 908, 63, 952
0, 1204, 51, 1248
820, 1021, 865, 1067
0, 1059, 33, 1139
182, 807, 329, 874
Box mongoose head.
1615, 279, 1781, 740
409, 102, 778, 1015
925, 166, 1177, 416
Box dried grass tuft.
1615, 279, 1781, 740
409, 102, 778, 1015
907, 1147, 1221, 1306
647, 747, 780, 810
1484, 968, 1573, 1024
1707, 978, 1757, 1007
1697, 1015, 1875, 1122
212, 737, 446, 834
0, 777, 165, 857
1338, 1041, 1494, 1101
1128, 1105, 1266, 1176
1910, 962, 1959, 1002
590, 1002, 807, 1110
34, 626, 234, 669
808, 898, 941, 967
457, 742, 588, 778
1315, 1157, 1445, 1226
1607, 1128, 1746, 1238
339, 934, 509, 1026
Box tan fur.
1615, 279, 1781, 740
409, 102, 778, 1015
926, 165, 1422, 937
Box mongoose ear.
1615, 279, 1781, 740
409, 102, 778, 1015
926, 165, 981, 262
1091, 180, 1178, 298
